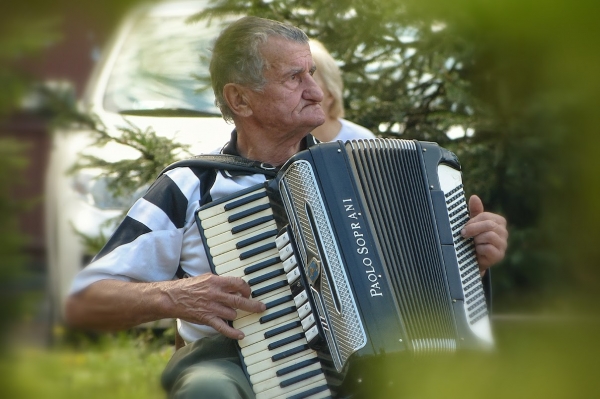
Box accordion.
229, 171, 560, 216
195, 139, 493, 399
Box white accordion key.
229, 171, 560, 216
256, 372, 327, 399
208, 224, 277, 257
243, 336, 309, 366
248, 352, 316, 385
210, 211, 275, 239
240, 325, 304, 358
246, 349, 310, 379
197, 189, 268, 220
239, 312, 299, 338
252, 360, 323, 395
214, 247, 280, 275
235, 288, 292, 320
234, 299, 295, 330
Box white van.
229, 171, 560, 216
45, 0, 234, 324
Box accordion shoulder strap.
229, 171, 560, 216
158, 154, 279, 179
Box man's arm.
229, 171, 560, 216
65, 274, 266, 340
461, 195, 508, 273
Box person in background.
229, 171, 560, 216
308, 39, 376, 142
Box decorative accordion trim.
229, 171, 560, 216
279, 160, 367, 372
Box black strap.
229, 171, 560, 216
158, 154, 278, 179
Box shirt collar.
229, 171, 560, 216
221, 129, 319, 158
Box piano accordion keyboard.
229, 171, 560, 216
197, 185, 333, 399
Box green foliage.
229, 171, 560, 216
67, 117, 191, 200
41, 85, 192, 202
46, 91, 191, 255
1, 331, 173, 399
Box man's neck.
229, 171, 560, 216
235, 127, 307, 167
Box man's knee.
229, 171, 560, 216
171, 359, 254, 399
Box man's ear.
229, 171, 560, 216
223, 83, 253, 117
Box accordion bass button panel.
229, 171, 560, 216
436, 163, 493, 345
195, 184, 333, 399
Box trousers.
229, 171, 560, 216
161, 334, 255, 399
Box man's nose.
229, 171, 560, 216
303, 75, 324, 102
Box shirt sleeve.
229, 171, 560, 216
69, 168, 199, 294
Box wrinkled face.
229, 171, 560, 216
246, 36, 325, 138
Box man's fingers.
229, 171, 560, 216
462, 216, 508, 239
213, 275, 253, 298
227, 293, 266, 313
468, 195, 485, 218
475, 243, 505, 270
174, 274, 265, 335
472, 229, 508, 251
206, 275, 265, 312
206, 315, 245, 340
206, 301, 238, 321
459, 198, 508, 270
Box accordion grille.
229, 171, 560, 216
347, 139, 457, 351
279, 160, 367, 371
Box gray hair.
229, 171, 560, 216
210, 16, 309, 122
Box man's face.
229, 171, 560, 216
246, 36, 325, 138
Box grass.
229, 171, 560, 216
1, 318, 599, 399
1, 329, 174, 399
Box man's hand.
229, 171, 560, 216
65, 275, 265, 339
461, 195, 508, 273
168, 274, 266, 340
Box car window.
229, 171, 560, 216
103, 12, 224, 114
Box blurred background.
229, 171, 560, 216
1, 0, 599, 398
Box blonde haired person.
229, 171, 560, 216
309, 39, 376, 142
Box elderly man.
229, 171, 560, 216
65, 16, 508, 399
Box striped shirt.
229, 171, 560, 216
69, 131, 317, 343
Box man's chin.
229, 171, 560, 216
309, 112, 326, 128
